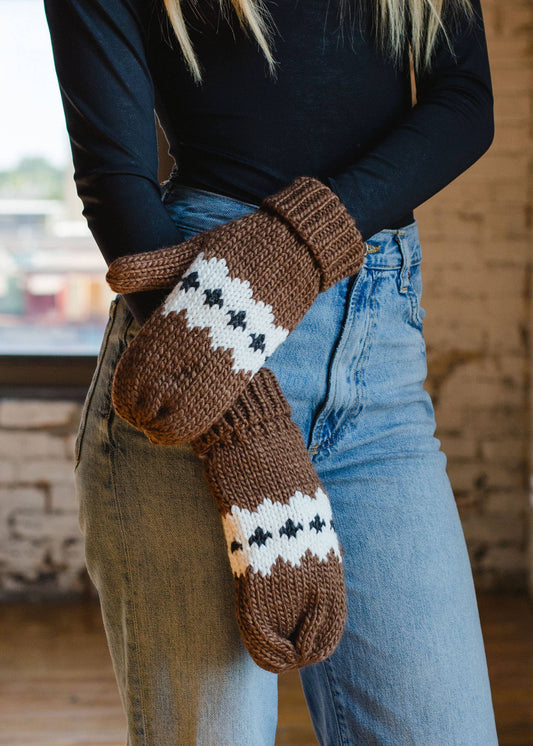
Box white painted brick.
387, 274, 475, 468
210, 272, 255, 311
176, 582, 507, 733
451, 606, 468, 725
0, 431, 65, 462
16, 459, 76, 485
0, 461, 16, 482
0, 509, 84, 587
10, 508, 48, 541
51, 484, 78, 512
0, 401, 78, 429
10, 507, 80, 545
0, 487, 44, 542
56, 566, 88, 595
63, 433, 78, 461
0, 539, 48, 579
60, 534, 85, 568
46, 523, 84, 566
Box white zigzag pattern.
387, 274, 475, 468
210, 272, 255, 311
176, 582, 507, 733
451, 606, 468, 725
161, 253, 289, 375
222, 488, 341, 577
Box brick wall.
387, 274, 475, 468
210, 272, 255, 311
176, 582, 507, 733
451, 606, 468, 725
0, 0, 531, 599
0, 400, 94, 600
415, 0, 533, 591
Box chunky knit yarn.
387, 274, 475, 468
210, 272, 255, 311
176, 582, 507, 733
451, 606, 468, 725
106, 175, 366, 446
191, 367, 347, 673
106, 214, 349, 671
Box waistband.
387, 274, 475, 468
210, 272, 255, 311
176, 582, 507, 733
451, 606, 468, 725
161, 182, 421, 272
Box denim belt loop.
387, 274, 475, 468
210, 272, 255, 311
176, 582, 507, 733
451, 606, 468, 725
395, 231, 411, 293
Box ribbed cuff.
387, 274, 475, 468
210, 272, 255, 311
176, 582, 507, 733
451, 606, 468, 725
262, 176, 366, 291
191, 368, 292, 457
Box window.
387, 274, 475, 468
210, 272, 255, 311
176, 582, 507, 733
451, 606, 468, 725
0, 0, 173, 396
0, 0, 114, 364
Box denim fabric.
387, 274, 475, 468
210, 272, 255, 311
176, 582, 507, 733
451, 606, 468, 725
75, 182, 498, 745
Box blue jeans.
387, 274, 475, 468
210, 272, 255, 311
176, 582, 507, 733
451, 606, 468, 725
75, 183, 498, 745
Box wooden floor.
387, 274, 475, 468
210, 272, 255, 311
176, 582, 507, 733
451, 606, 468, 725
0, 595, 531, 745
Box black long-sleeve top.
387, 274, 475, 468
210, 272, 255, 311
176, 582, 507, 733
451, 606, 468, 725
43, 0, 494, 323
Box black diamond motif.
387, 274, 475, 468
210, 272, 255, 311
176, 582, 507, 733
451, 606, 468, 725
248, 526, 272, 547
279, 518, 304, 539
249, 333, 266, 354
203, 288, 224, 309
180, 271, 200, 292
230, 540, 243, 553
330, 519, 335, 531
227, 309, 247, 330
309, 514, 326, 533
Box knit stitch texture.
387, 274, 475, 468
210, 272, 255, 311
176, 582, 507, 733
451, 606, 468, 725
191, 367, 347, 673
107, 175, 366, 445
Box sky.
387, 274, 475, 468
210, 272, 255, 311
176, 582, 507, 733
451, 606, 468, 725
0, 0, 70, 171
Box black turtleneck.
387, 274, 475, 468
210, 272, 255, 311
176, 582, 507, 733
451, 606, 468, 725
44, 0, 494, 323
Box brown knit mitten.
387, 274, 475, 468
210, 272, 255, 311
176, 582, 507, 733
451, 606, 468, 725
107, 236, 347, 670
191, 366, 347, 673
106, 175, 365, 445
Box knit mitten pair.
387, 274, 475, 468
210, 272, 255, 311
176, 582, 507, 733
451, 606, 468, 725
109, 252, 347, 673
107, 175, 366, 672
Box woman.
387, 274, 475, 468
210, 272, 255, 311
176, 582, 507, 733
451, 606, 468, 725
44, 0, 498, 743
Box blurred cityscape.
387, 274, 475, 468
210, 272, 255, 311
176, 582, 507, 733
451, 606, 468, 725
0, 157, 114, 355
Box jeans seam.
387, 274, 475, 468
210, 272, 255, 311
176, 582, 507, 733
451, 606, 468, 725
322, 656, 350, 746
405, 265, 425, 332
308, 271, 365, 451
310, 271, 379, 457
108, 409, 150, 746
407, 285, 424, 331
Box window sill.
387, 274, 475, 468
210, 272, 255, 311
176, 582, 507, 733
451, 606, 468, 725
0, 355, 96, 401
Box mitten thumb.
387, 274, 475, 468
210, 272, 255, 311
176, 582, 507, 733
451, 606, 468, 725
106, 233, 205, 294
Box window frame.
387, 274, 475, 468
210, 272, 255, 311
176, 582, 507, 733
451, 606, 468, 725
0, 355, 97, 401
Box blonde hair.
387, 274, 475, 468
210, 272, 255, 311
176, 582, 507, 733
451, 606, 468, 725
162, 0, 475, 85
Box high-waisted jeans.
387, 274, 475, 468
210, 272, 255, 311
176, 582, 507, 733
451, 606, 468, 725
75, 183, 499, 745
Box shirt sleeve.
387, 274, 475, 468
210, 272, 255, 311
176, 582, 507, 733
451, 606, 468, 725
325, 0, 495, 242
43, 0, 184, 323
44, 0, 495, 326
